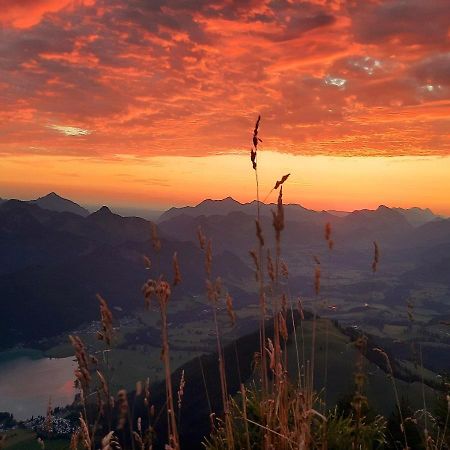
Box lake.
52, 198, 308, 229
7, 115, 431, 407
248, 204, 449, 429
0, 349, 76, 420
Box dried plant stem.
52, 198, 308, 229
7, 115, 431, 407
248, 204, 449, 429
251, 115, 268, 397
323, 318, 329, 411
201, 232, 234, 449
212, 295, 234, 449
240, 384, 251, 450
198, 355, 213, 417
374, 347, 408, 450
439, 397, 449, 450
160, 301, 179, 449
255, 167, 269, 396
419, 343, 429, 445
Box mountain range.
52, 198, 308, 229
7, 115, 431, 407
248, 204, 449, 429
1, 192, 449, 350
0, 198, 251, 348
159, 196, 441, 226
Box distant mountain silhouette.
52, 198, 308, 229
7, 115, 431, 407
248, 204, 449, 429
0, 201, 251, 348
1, 194, 449, 349
392, 206, 438, 226
158, 201, 450, 271
411, 218, 450, 247
159, 197, 334, 225
86, 206, 154, 243
339, 205, 412, 241
30, 192, 90, 216
160, 197, 250, 221
327, 209, 350, 217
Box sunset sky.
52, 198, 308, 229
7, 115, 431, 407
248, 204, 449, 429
0, 0, 449, 214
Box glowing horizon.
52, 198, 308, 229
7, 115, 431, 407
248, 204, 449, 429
2, 152, 449, 216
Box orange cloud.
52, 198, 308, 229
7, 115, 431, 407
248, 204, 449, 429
0, 0, 94, 28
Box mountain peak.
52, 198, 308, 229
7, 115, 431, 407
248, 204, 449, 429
222, 196, 240, 203
95, 206, 113, 215
31, 192, 89, 217
33, 192, 61, 201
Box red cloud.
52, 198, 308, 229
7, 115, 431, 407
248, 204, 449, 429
0, 0, 94, 28
0, 0, 448, 158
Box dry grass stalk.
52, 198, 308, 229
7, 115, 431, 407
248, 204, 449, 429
249, 115, 270, 399
142, 255, 151, 270
325, 222, 334, 250
101, 431, 121, 449
156, 280, 180, 449
172, 252, 182, 286
97, 370, 110, 403
267, 249, 275, 283
143, 250, 179, 448
177, 370, 186, 411
199, 230, 234, 449
97, 294, 114, 346
79, 413, 92, 449
273, 173, 290, 190
281, 260, 289, 279
151, 223, 161, 253
374, 347, 408, 449
279, 311, 288, 341
372, 241, 380, 272
205, 239, 213, 278
69, 335, 91, 390
197, 225, 207, 250
117, 390, 129, 430
272, 186, 285, 249
314, 261, 321, 297
142, 278, 157, 310
225, 293, 236, 326
250, 115, 261, 170
249, 250, 260, 281
69, 428, 80, 450
352, 336, 368, 447
133, 431, 144, 450
255, 219, 264, 247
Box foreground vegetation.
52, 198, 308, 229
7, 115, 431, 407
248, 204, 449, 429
1, 118, 448, 450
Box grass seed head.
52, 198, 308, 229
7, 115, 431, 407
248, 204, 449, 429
314, 264, 321, 296
272, 186, 285, 243
172, 252, 182, 286
226, 293, 236, 326
151, 223, 161, 253
69, 335, 91, 389
205, 239, 212, 277
79, 414, 92, 449
249, 250, 260, 281
267, 249, 275, 283
96, 294, 114, 346
372, 241, 380, 272
281, 260, 289, 279
117, 389, 129, 430
177, 370, 186, 410
274, 173, 290, 190
197, 226, 207, 250
255, 219, 264, 247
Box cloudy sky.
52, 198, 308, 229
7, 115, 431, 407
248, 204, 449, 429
0, 0, 449, 213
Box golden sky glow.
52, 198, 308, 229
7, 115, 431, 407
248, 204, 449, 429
0, 0, 449, 213
1, 152, 450, 215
